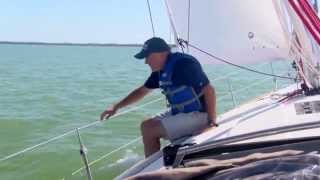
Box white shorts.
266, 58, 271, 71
154, 110, 209, 142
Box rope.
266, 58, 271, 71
177, 38, 298, 80
0, 97, 164, 163
146, 0, 155, 36
71, 136, 142, 176
290, 45, 313, 88
291, 39, 320, 76
187, 0, 191, 52
164, 0, 180, 44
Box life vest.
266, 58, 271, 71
159, 53, 204, 115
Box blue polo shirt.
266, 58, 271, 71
144, 53, 210, 111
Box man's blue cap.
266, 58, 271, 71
134, 37, 171, 59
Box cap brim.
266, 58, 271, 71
134, 50, 147, 59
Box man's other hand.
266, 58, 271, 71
100, 106, 118, 121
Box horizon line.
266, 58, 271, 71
0, 41, 176, 47
0, 41, 143, 47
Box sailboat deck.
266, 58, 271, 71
118, 84, 320, 178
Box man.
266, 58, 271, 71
100, 37, 217, 157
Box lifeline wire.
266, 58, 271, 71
72, 136, 142, 176
177, 38, 298, 81
0, 97, 164, 162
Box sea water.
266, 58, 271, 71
0, 44, 294, 179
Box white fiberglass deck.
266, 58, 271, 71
118, 84, 320, 179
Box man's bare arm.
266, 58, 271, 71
100, 85, 152, 120
203, 84, 217, 125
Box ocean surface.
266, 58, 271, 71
0, 44, 295, 180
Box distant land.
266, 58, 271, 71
0, 41, 176, 47
0, 41, 143, 47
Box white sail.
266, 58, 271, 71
274, 0, 320, 88
118, 1, 320, 179
164, 0, 290, 64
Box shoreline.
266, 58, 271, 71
0, 41, 176, 47
0, 41, 143, 47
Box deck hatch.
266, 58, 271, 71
294, 101, 320, 115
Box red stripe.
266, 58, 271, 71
299, 0, 320, 33
303, 0, 320, 26
288, 0, 320, 45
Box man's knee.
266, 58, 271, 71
140, 118, 164, 138
141, 118, 152, 132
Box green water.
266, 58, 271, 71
0, 44, 295, 179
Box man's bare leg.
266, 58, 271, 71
141, 118, 167, 158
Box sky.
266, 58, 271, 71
1, 0, 319, 44
0, 0, 171, 44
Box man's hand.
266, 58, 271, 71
99, 86, 151, 121
208, 116, 218, 127
100, 106, 118, 121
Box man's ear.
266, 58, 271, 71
161, 51, 169, 59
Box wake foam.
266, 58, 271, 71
108, 149, 142, 168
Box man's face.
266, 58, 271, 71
145, 53, 164, 72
